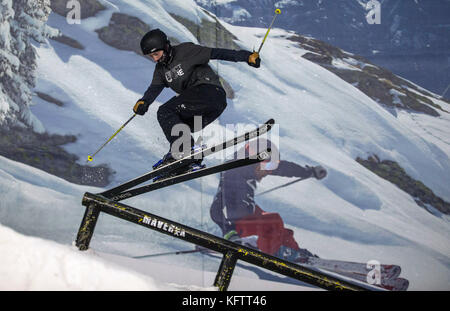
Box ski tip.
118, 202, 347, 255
263, 119, 275, 131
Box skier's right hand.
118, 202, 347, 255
247, 52, 261, 68
133, 100, 149, 115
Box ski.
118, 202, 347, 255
296, 256, 401, 280
151, 163, 206, 183
378, 278, 409, 291
133, 246, 408, 290
182, 247, 409, 290
100, 118, 275, 199
191, 247, 407, 290
109, 150, 271, 201
194, 246, 401, 283
329, 270, 409, 291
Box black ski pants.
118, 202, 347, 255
157, 84, 227, 149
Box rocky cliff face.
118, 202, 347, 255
195, 0, 450, 99
96, 12, 151, 56
170, 9, 240, 50
357, 155, 450, 215
287, 34, 449, 117
0, 125, 112, 186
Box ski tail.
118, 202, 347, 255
380, 278, 409, 291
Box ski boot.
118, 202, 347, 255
275, 245, 318, 263
224, 230, 259, 249
152, 151, 175, 170
152, 145, 206, 182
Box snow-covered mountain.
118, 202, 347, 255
195, 0, 450, 99
196, 0, 450, 55
1, 0, 449, 290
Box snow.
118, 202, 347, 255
390, 88, 406, 106
0, 49, 20, 68
0, 224, 169, 290
0, 155, 312, 291
1, 0, 450, 291
331, 57, 363, 71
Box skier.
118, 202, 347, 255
210, 138, 327, 262
133, 28, 261, 171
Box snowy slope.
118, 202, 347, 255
0, 155, 313, 291
0, 222, 310, 291
1, 0, 450, 290
0, 223, 169, 290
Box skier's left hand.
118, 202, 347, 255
248, 52, 261, 68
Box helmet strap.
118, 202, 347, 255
158, 42, 173, 65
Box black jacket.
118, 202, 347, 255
140, 43, 252, 106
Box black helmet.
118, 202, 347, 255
140, 29, 170, 55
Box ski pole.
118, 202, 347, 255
256, 8, 282, 54
133, 246, 215, 259
133, 249, 202, 259
86, 114, 136, 163
256, 176, 306, 197
442, 83, 450, 98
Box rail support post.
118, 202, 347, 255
214, 251, 238, 291
75, 203, 100, 250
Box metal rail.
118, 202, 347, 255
76, 192, 371, 291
